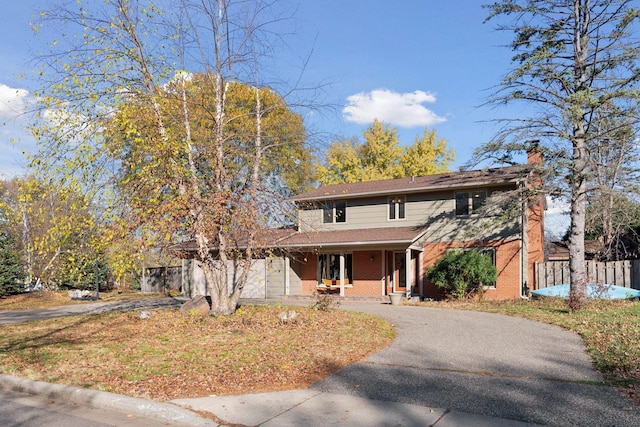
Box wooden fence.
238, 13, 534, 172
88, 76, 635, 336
141, 266, 183, 293
535, 260, 640, 290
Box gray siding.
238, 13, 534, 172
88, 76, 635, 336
265, 256, 303, 297
266, 257, 285, 297
289, 258, 303, 295
297, 186, 520, 241
179, 259, 267, 298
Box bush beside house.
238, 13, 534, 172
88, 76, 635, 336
427, 250, 497, 299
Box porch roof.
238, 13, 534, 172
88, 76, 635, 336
274, 226, 427, 249
172, 226, 427, 254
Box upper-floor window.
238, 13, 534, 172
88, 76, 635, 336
455, 190, 486, 216
323, 201, 346, 223
388, 196, 405, 220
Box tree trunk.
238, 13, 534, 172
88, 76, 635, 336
567, 0, 590, 309
568, 140, 588, 308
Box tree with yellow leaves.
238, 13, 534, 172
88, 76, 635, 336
316, 119, 454, 185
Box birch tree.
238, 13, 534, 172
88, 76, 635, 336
479, 0, 640, 308
32, 0, 311, 314
0, 177, 100, 289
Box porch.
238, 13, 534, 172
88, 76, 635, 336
292, 248, 424, 298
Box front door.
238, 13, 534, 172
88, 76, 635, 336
393, 252, 406, 293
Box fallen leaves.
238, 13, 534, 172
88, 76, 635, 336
0, 305, 395, 401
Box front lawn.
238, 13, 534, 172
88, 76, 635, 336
0, 304, 396, 400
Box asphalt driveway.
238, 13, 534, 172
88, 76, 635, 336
0, 297, 182, 325
311, 303, 640, 426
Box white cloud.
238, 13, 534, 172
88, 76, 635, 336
0, 83, 30, 119
343, 88, 446, 128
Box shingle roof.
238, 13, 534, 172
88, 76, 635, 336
291, 165, 531, 202
171, 227, 297, 252
173, 226, 426, 252
276, 226, 427, 248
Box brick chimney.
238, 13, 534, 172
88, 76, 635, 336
527, 140, 542, 164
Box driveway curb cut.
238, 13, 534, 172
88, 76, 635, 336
0, 374, 217, 426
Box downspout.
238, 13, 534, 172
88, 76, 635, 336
520, 180, 529, 299
284, 255, 290, 296
380, 249, 385, 296
406, 248, 412, 299
418, 250, 424, 299
339, 253, 345, 297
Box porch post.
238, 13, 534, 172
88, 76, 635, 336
406, 248, 412, 298
284, 255, 290, 296
339, 253, 345, 297
418, 250, 424, 298
380, 250, 385, 295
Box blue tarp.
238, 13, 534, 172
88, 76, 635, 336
531, 284, 640, 300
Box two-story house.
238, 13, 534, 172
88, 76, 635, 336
178, 155, 544, 301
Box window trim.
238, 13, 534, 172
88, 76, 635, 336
322, 200, 347, 224
388, 195, 406, 221
317, 253, 353, 287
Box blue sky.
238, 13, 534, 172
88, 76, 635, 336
0, 0, 568, 236
288, 0, 516, 161
0, 0, 521, 179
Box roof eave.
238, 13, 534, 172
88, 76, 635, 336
291, 178, 522, 202
275, 239, 417, 248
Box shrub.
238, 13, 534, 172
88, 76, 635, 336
426, 250, 497, 299
57, 258, 111, 291
310, 292, 341, 311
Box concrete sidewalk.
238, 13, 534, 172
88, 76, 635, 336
172, 389, 533, 426
0, 374, 215, 427
0, 375, 531, 426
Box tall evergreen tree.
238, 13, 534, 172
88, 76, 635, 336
0, 231, 24, 297
479, 0, 640, 308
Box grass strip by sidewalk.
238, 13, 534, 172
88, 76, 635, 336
0, 304, 395, 401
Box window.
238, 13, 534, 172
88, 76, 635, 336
322, 201, 346, 223
472, 190, 487, 211
455, 190, 487, 216
318, 253, 353, 284
477, 247, 495, 265
322, 202, 333, 223
455, 192, 469, 216
388, 196, 406, 220
447, 247, 495, 263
